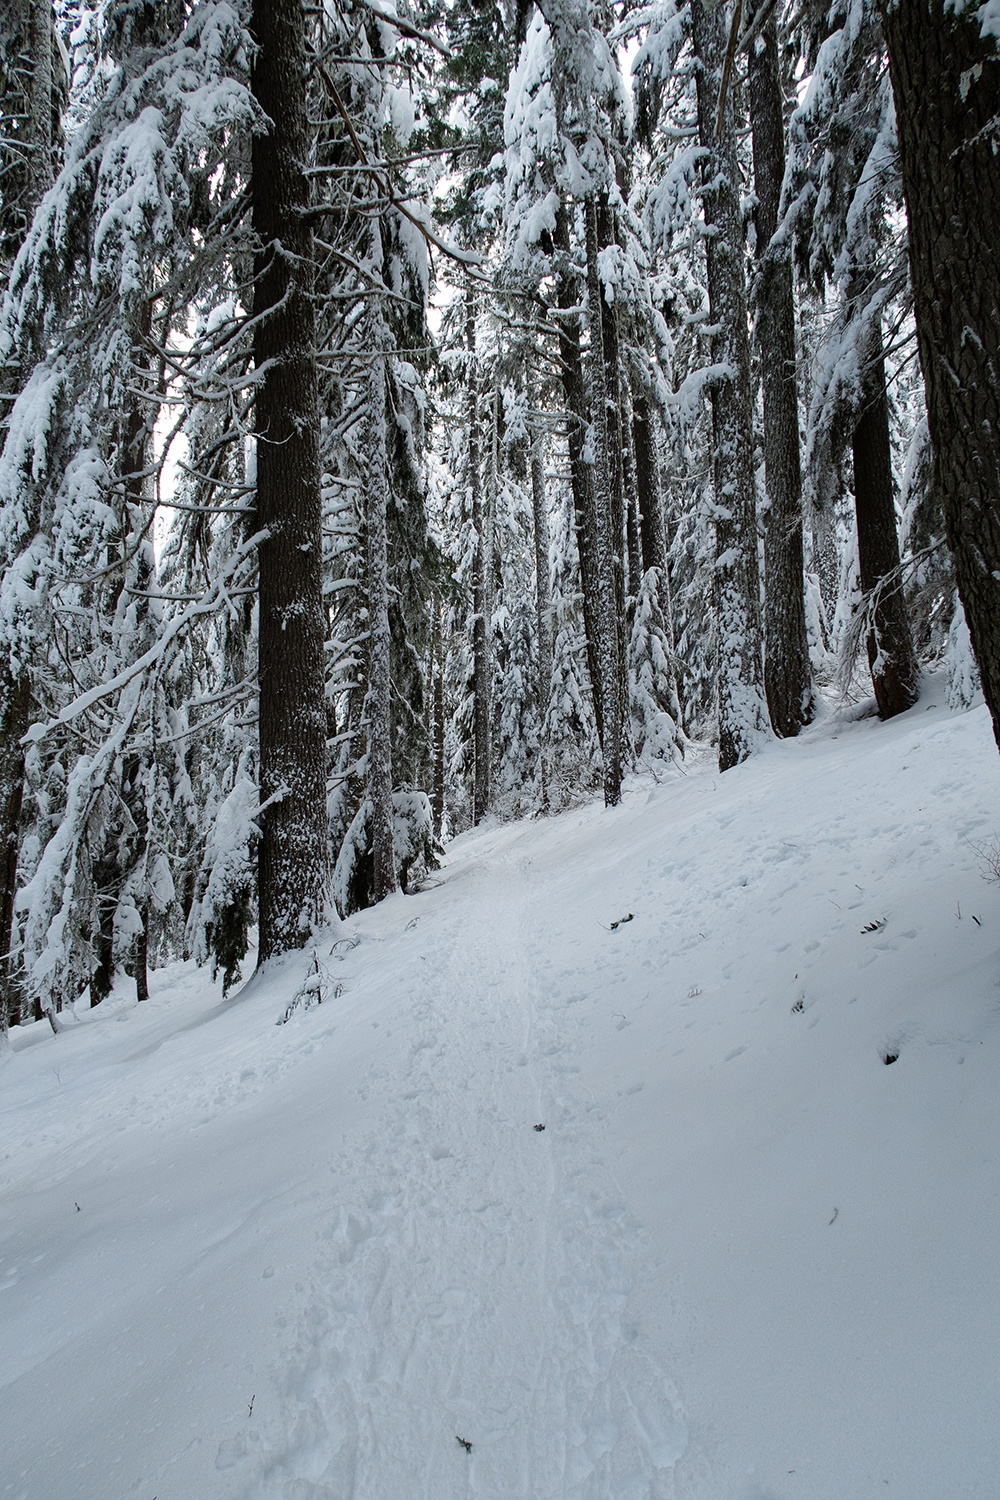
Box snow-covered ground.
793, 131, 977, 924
3, 678, 1000, 1500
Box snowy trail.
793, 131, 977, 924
246, 840, 687, 1499
5, 686, 1000, 1500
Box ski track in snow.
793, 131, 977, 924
242, 845, 688, 1499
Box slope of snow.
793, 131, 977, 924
2, 679, 999, 1500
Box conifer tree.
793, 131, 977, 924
879, 0, 1000, 747
690, 0, 769, 769
747, 8, 814, 737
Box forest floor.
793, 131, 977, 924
2, 673, 1000, 1500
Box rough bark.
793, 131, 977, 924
251, 0, 330, 961
430, 597, 445, 838
879, 0, 1000, 747
467, 300, 492, 824
530, 414, 553, 806
24, 0, 53, 194
0, 673, 29, 1026
596, 196, 628, 621
134, 911, 149, 1004
364, 314, 396, 904
851, 318, 920, 717
691, 0, 769, 771
584, 193, 623, 807
748, 12, 814, 737
554, 199, 604, 743
0, 0, 55, 1030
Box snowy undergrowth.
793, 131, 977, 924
2, 674, 1000, 1500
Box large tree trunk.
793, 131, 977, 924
0, 0, 55, 1031
430, 596, 445, 839
690, 0, 769, 771
584, 193, 624, 807
748, 11, 814, 738
529, 411, 553, 807
251, 0, 330, 962
467, 300, 492, 824
879, 0, 1000, 749
554, 199, 604, 744
364, 310, 397, 904
0, 673, 30, 1027
596, 194, 632, 752
851, 315, 920, 718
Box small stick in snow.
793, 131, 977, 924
828, 1207, 838, 1225
248, 1394, 255, 1418
972, 914, 982, 926
456, 1435, 473, 1453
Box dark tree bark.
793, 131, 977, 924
596, 194, 633, 753
584, 193, 624, 807
554, 199, 604, 745
851, 318, 920, 717
430, 596, 445, 838
0, 0, 55, 1031
0, 0, 54, 262
748, 12, 814, 737
134, 912, 149, 1004
879, 0, 1000, 748
364, 309, 396, 904
251, 0, 330, 961
529, 410, 553, 806
0, 673, 30, 1026
596, 196, 628, 622
691, 0, 769, 771
466, 299, 492, 824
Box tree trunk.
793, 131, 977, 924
851, 318, 919, 718
0, 0, 55, 1031
530, 412, 553, 806
364, 316, 396, 904
633, 394, 668, 576
25, 0, 53, 195
879, 0, 1000, 748
467, 299, 492, 823
430, 597, 445, 838
554, 199, 604, 744
748, 11, 814, 737
134, 909, 149, 1004
690, 0, 769, 771
0, 673, 29, 1027
584, 193, 623, 807
251, 0, 330, 961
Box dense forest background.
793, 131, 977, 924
1, 0, 998, 1028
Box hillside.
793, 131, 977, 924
2, 679, 999, 1500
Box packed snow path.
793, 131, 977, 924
247, 843, 687, 1499
3, 683, 1000, 1499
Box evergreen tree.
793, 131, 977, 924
879, 0, 1000, 748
